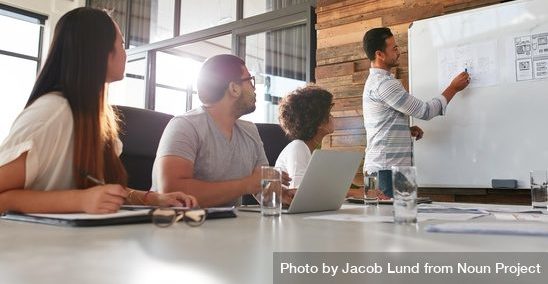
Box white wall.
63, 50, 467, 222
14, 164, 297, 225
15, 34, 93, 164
0, 0, 85, 58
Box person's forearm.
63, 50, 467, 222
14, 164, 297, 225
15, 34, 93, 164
0, 189, 83, 213
159, 178, 248, 208
442, 86, 458, 103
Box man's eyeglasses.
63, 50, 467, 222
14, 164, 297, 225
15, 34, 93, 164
238, 76, 255, 88
151, 208, 207, 228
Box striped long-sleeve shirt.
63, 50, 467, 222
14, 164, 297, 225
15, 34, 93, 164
362, 68, 447, 174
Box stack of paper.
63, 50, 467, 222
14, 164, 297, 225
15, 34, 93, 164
426, 222, 548, 236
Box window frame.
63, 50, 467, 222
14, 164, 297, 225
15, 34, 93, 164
0, 4, 48, 142
0, 3, 47, 73
91, 1, 317, 113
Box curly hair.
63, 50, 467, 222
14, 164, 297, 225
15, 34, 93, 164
278, 85, 333, 141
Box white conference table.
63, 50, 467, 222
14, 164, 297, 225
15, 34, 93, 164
1, 203, 547, 284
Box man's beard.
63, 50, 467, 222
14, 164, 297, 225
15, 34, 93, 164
388, 57, 400, 68
239, 104, 256, 116
234, 93, 256, 117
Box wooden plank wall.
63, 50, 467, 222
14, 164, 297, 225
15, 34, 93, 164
315, 0, 518, 202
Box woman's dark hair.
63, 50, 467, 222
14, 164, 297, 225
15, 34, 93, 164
362, 27, 393, 60
26, 7, 127, 188
197, 54, 245, 104
278, 85, 333, 141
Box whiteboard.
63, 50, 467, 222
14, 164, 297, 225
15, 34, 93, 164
409, 0, 548, 188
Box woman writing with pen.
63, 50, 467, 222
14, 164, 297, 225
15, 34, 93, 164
0, 7, 197, 214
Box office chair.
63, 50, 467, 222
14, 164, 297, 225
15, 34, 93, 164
242, 123, 292, 205
115, 106, 174, 190
255, 123, 293, 166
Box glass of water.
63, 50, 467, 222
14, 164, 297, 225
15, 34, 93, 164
364, 173, 379, 207
530, 170, 548, 209
391, 166, 418, 224
260, 166, 282, 216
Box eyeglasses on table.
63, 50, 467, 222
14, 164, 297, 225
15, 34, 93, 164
151, 207, 207, 228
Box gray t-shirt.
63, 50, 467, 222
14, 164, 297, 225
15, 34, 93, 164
151, 107, 268, 205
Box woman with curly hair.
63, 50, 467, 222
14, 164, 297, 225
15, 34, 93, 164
275, 85, 334, 188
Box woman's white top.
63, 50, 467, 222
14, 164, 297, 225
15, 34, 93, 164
274, 139, 311, 189
0, 92, 122, 190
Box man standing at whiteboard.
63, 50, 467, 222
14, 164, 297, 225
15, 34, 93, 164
362, 27, 470, 174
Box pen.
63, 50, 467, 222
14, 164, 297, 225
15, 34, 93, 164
86, 174, 105, 185
120, 205, 159, 210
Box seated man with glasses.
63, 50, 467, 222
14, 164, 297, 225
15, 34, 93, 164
151, 54, 289, 207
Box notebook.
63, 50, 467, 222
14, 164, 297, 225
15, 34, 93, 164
239, 150, 362, 214
0, 207, 237, 227
0, 210, 152, 227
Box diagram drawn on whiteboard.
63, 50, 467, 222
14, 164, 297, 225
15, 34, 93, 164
515, 32, 548, 81
437, 40, 498, 91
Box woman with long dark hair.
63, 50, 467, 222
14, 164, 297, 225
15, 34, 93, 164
0, 7, 196, 213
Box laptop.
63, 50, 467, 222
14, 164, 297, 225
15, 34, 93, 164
239, 150, 362, 214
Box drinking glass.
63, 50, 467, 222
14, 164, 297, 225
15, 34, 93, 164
261, 166, 283, 216
392, 166, 418, 224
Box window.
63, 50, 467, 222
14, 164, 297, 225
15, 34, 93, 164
89, 0, 176, 47
0, 5, 46, 142
155, 34, 231, 115
180, 0, 236, 34
155, 51, 193, 114
132, 0, 175, 46
244, 0, 311, 18
98, 0, 315, 124
242, 25, 307, 123
108, 55, 147, 108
